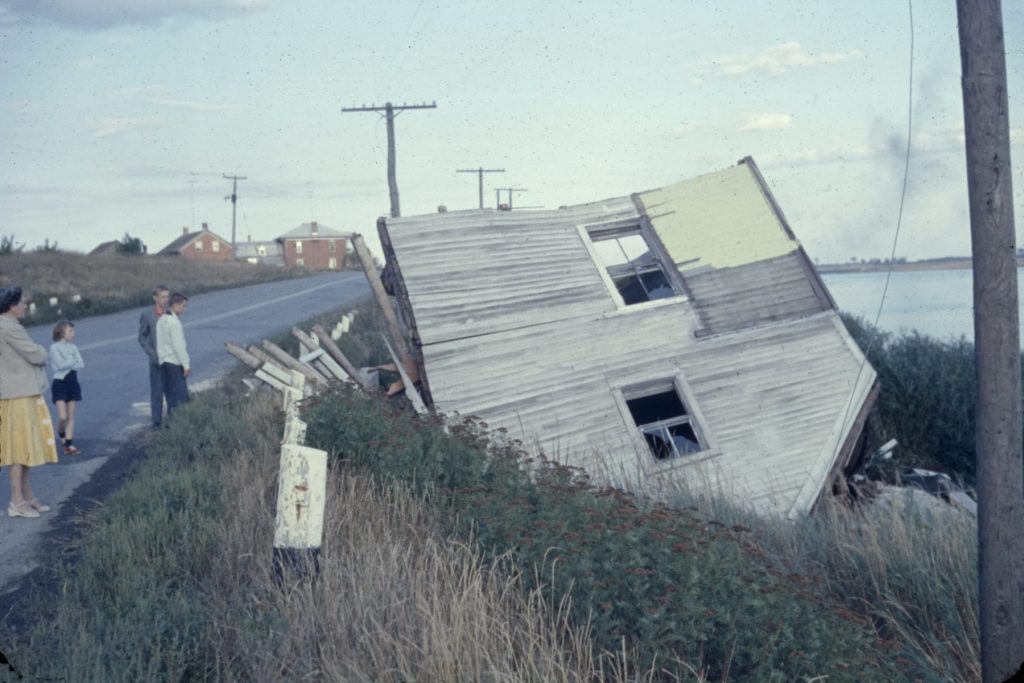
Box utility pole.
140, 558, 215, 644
341, 101, 437, 218
187, 172, 199, 230
957, 1, 1024, 681
456, 167, 505, 209
496, 187, 528, 210
223, 173, 247, 250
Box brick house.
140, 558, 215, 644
278, 221, 350, 270
157, 223, 234, 262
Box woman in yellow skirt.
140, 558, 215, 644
0, 286, 59, 518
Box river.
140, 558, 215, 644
820, 268, 1020, 343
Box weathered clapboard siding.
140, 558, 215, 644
389, 202, 639, 345
684, 253, 827, 335
421, 302, 872, 516
384, 159, 877, 517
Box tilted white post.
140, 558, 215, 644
272, 443, 327, 580
272, 370, 325, 581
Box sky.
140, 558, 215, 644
1, 0, 1022, 263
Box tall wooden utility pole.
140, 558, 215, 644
342, 101, 437, 218
957, 1, 1024, 680
456, 167, 505, 208
223, 173, 246, 250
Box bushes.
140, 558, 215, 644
842, 314, 980, 484
305, 386, 907, 681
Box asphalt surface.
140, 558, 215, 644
0, 271, 369, 596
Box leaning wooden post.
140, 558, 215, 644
351, 233, 415, 371
957, 1, 1024, 679
272, 371, 326, 582
312, 324, 371, 390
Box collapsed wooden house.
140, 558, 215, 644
377, 157, 878, 518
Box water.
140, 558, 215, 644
821, 268, 1000, 343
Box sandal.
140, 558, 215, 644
27, 498, 51, 513
63, 445, 80, 455
7, 502, 40, 519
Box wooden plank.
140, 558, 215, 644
299, 348, 325, 364
255, 368, 289, 392
311, 324, 370, 389
261, 339, 329, 386
225, 341, 263, 370
314, 355, 350, 383
351, 233, 415, 370
247, 346, 291, 376
382, 333, 428, 415
292, 326, 320, 353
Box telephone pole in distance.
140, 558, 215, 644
342, 101, 437, 218
457, 167, 505, 209
496, 187, 528, 210
223, 173, 247, 250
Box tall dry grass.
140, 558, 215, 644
659, 479, 980, 682
1, 388, 675, 682
204, 393, 671, 682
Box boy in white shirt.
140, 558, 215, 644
156, 292, 190, 416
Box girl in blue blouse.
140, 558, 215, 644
50, 319, 84, 455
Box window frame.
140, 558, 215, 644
296, 257, 304, 267
295, 240, 303, 254
612, 374, 717, 467
577, 219, 687, 311
212, 240, 220, 252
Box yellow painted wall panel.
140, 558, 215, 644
641, 163, 798, 270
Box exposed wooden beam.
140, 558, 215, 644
351, 233, 415, 371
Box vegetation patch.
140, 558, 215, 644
305, 388, 912, 681
0, 250, 316, 325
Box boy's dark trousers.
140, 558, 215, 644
149, 361, 164, 426
160, 362, 190, 415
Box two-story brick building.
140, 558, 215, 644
278, 221, 350, 270
157, 223, 234, 262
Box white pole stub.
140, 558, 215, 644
273, 444, 326, 548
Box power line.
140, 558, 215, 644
456, 167, 505, 209
341, 101, 437, 218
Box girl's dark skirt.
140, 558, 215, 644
51, 370, 82, 403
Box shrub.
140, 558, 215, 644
842, 314, 979, 484
305, 386, 908, 681
116, 232, 145, 255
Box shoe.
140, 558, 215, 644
7, 502, 40, 519
27, 498, 51, 513
63, 445, 80, 455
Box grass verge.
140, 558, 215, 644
0, 251, 316, 325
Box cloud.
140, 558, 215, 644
93, 116, 163, 138
738, 113, 793, 132
0, 0, 269, 30
149, 98, 249, 112
701, 41, 864, 78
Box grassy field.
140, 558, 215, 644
0, 306, 981, 681
0, 251, 314, 324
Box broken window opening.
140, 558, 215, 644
587, 229, 677, 306
625, 385, 706, 461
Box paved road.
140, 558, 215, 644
0, 271, 369, 593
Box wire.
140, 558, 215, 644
831, 0, 914, 474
